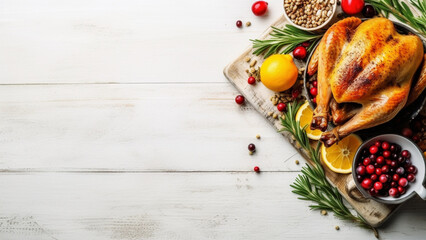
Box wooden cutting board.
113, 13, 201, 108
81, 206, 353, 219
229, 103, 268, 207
223, 15, 400, 227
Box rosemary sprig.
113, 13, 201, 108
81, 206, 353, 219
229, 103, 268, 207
279, 102, 378, 238
250, 25, 323, 58
365, 0, 426, 37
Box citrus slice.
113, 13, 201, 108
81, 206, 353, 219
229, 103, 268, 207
295, 101, 323, 140
321, 134, 363, 174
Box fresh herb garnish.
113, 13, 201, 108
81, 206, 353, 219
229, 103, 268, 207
279, 101, 379, 238
250, 25, 322, 58
365, 0, 426, 37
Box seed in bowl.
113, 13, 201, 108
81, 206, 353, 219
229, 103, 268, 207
284, 0, 335, 28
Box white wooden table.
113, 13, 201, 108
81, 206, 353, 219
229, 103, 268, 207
0, 0, 425, 239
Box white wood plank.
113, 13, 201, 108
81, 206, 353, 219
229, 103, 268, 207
0, 83, 303, 171
0, 0, 283, 84
0, 172, 424, 240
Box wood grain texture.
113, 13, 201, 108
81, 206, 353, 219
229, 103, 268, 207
0, 173, 425, 240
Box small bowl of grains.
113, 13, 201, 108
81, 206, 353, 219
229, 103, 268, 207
283, 0, 338, 31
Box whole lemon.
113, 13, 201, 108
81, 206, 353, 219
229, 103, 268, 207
260, 54, 298, 92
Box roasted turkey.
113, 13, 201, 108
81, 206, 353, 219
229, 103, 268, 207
307, 17, 426, 147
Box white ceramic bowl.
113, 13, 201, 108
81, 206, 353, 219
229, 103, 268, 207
283, 0, 338, 32
351, 134, 426, 204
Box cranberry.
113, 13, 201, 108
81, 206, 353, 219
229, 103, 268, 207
396, 167, 405, 175
381, 141, 390, 150
302, 42, 310, 47
235, 95, 245, 104
366, 165, 375, 174
391, 153, 398, 160
401, 150, 410, 159
389, 187, 399, 197
404, 159, 412, 168
397, 156, 405, 164
386, 159, 392, 165
401, 128, 413, 138
342, 0, 365, 15
236, 20, 243, 28
293, 46, 307, 60
369, 154, 377, 160
356, 174, 363, 182
254, 166, 260, 172
312, 81, 317, 87
374, 182, 383, 191
375, 168, 382, 175
248, 143, 256, 152
369, 145, 379, 154
363, 158, 371, 166
291, 89, 300, 99
390, 181, 398, 188
383, 150, 391, 158
390, 161, 397, 168
251, 1, 268, 16
371, 174, 379, 181
407, 173, 416, 182
369, 187, 377, 196
413, 135, 420, 142
376, 156, 385, 165
381, 165, 390, 173
397, 186, 406, 195
361, 178, 373, 189
277, 103, 286, 112
392, 174, 400, 182
407, 165, 417, 174
399, 178, 408, 187
389, 144, 396, 152
373, 162, 379, 168
248, 76, 256, 85
312, 97, 317, 104
362, 4, 375, 18
379, 174, 388, 183
374, 141, 381, 147
309, 87, 317, 96
356, 165, 366, 175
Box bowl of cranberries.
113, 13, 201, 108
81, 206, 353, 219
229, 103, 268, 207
352, 134, 426, 204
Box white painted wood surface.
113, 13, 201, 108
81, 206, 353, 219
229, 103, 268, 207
0, 0, 425, 239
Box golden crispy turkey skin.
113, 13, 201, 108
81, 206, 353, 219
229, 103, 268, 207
308, 17, 425, 147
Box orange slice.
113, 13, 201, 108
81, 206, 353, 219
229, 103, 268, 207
321, 134, 362, 174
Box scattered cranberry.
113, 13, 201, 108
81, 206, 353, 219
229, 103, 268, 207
293, 46, 307, 60
374, 182, 383, 191
248, 143, 256, 152
369, 145, 379, 154
376, 156, 385, 165
362, 5, 376, 18
397, 186, 406, 195
366, 165, 375, 174
379, 174, 388, 183
412, 135, 420, 142
236, 20, 243, 28
248, 76, 256, 85
407, 165, 417, 174
312, 81, 317, 87
277, 103, 286, 112
381, 141, 390, 150
342, 0, 365, 15
392, 174, 400, 182
291, 89, 300, 99
301, 42, 310, 47
361, 178, 373, 189
235, 95, 245, 104
401, 128, 413, 138
407, 173, 416, 182
401, 150, 411, 159
389, 187, 399, 197
356, 166, 366, 175
310, 87, 318, 97
254, 166, 260, 172
252, 1, 268, 16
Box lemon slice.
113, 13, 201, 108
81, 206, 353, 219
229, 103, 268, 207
321, 134, 363, 174
295, 101, 323, 140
